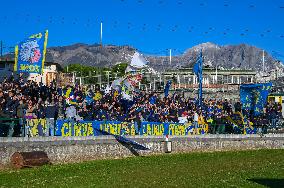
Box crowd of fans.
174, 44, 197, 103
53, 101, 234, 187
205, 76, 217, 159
0, 76, 282, 136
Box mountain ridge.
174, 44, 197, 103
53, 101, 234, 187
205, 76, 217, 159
146, 42, 283, 71
3, 42, 283, 72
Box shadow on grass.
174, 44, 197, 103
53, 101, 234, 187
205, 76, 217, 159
248, 178, 284, 188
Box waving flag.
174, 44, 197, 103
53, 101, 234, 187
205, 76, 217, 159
193, 51, 203, 107
164, 80, 172, 97
85, 94, 94, 105
240, 82, 272, 116
126, 52, 148, 73
64, 88, 77, 105
124, 52, 146, 91
14, 30, 48, 74
126, 74, 142, 87
111, 78, 123, 91
94, 91, 102, 101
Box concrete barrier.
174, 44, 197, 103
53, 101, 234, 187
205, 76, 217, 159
1, 134, 284, 167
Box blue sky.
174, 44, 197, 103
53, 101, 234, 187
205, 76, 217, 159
0, 0, 284, 60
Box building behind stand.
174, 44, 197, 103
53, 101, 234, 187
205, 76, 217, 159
0, 60, 63, 86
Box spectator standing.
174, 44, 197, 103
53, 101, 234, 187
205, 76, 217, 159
5, 91, 15, 117
270, 105, 277, 130
234, 101, 242, 113
24, 100, 37, 137
57, 96, 66, 120
66, 105, 77, 121
193, 110, 199, 134
45, 100, 57, 136
16, 99, 26, 136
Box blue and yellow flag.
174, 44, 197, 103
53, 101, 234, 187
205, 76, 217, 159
64, 88, 77, 105
240, 82, 272, 116
14, 30, 48, 74
164, 80, 171, 97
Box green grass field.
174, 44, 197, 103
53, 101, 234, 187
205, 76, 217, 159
0, 149, 283, 188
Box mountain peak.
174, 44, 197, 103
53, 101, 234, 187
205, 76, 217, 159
191, 42, 220, 52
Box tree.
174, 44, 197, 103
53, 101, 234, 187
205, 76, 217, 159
63, 64, 127, 85
111, 63, 128, 77
63, 64, 111, 76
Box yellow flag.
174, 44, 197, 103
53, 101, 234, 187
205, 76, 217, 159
93, 92, 102, 101
114, 90, 119, 97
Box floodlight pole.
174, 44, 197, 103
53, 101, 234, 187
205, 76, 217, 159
169, 49, 172, 65
262, 50, 265, 72
100, 22, 103, 48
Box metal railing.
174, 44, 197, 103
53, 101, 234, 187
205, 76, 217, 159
0, 118, 22, 137
0, 117, 283, 137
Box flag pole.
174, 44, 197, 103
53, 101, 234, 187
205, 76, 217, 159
199, 50, 203, 108
192, 50, 203, 108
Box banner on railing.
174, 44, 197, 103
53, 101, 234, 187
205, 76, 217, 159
55, 120, 136, 136
22, 120, 209, 137
26, 119, 47, 137
99, 121, 136, 136
140, 122, 208, 136
24, 118, 260, 137
55, 120, 208, 136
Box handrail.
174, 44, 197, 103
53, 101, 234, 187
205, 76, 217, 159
0, 118, 21, 121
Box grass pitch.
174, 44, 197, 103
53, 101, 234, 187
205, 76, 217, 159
0, 149, 283, 187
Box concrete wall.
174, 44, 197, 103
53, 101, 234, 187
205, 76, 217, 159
1, 134, 284, 167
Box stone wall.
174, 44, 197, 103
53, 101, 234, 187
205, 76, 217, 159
1, 134, 284, 167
